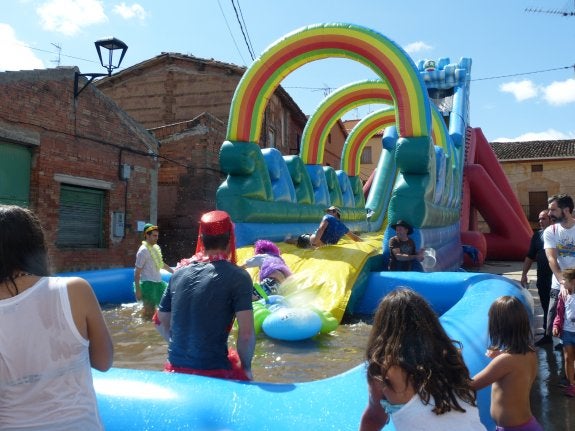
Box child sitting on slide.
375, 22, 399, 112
241, 239, 292, 300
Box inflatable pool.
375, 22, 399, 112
58, 267, 335, 341
92, 271, 531, 430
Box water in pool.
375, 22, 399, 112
103, 303, 372, 383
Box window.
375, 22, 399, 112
0, 142, 31, 206
57, 184, 105, 248
268, 129, 276, 148
361, 146, 373, 164
531, 164, 543, 172
290, 133, 301, 154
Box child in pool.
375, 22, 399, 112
553, 267, 575, 397
471, 296, 543, 430
241, 239, 292, 300
359, 288, 485, 431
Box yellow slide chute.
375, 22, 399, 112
237, 232, 382, 322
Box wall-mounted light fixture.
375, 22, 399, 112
74, 37, 128, 98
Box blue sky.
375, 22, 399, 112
3, 0, 575, 142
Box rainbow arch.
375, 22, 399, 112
226, 23, 431, 143
300, 79, 454, 178
341, 108, 396, 176
300, 80, 393, 164
339, 106, 462, 210
340, 107, 452, 177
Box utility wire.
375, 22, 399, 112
283, 64, 575, 92
13, 40, 574, 84
216, 0, 247, 66
234, 0, 255, 58
472, 65, 574, 81
229, 0, 255, 60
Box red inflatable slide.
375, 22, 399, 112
460, 127, 532, 264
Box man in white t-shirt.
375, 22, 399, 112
134, 223, 173, 319
543, 193, 575, 351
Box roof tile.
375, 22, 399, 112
490, 139, 575, 160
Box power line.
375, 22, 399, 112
283, 64, 575, 92
216, 0, 247, 66
229, 0, 255, 60
472, 65, 574, 81
234, 0, 255, 58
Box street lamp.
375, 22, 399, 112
74, 37, 128, 98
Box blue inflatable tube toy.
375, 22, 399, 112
92, 271, 530, 431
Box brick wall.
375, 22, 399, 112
96, 54, 311, 259
97, 55, 244, 129
0, 68, 159, 272
150, 113, 226, 264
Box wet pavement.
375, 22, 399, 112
475, 261, 575, 431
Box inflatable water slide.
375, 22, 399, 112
216, 22, 530, 319
89, 24, 535, 431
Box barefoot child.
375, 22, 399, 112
471, 296, 543, 430
552, 267, 575, 397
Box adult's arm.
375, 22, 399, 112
390, 238, 419, 262
156, 310, 171, 342
521, 233, 539, 287
235, 309, 256, 380
346, 231, 363, 242
545, 248, 562, 285
134, 266, 143, 301
520, 257, 534, 287
67, 277, 114, 372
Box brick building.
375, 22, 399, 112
96, 53, 310, 262
323, 119, 349, 170
0, 67, 160, 272
342, 119, 383, 182
490, 139, 575, 229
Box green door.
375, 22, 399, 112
0, 142, 31, 206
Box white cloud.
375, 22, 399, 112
499, 80, 538, 102
113, 2, 147, 21
37, 0, 107, 36
0, 24, 45, 71
404, 41, 432, 55
542, 78, 575, 106
494, 129, 575, 142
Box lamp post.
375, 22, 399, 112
74, 37, 128, 98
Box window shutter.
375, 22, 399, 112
57, 185, 104, 248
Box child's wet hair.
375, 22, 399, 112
365, 287, 476, 415
488, 295, 533, 355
